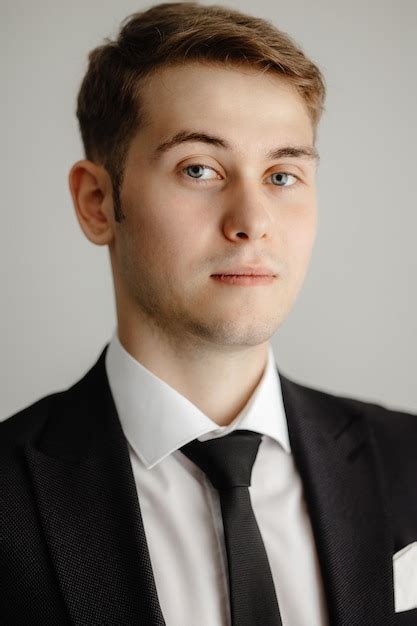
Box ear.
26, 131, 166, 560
68, 160, 115, 246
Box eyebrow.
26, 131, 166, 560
151, 130, 319, 162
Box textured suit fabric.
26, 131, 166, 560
1, 344, 417, 625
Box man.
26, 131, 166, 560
1, 2, 416, 625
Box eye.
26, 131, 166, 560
180, 164, 299, 188
182, 164, 219, 182
269, 172, 298, 187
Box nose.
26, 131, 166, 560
221, 179, 273, 242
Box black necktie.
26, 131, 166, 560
180, 429, 283, 626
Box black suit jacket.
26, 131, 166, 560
1, 344, 417, 625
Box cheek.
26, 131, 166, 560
284, 204, 317, 269
129, 193, 206, 273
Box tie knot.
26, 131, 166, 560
180, 429, 263, 490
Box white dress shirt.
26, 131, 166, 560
105, 329, 329, 626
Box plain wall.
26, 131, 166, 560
1, 0, 416, 420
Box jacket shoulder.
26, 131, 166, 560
0, 345, 108, 463
324, 386, 417, 444
284, 373, 417, 430
286, 375, 417, 479
281, 371, 417, 451
0, 391, 65, 456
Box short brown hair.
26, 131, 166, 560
76, 1, 326, 222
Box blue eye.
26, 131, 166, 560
181, 164, 299, 188
184, 164, 215, 180
270, 172, 297, 187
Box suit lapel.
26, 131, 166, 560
25, 345, 166, 626
279, 372, 396, 625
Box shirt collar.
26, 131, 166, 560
105, 329, 291, 469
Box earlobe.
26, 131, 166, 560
68, 160, 115, 246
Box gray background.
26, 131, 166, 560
1, 0, 416, 420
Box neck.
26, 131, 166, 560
116, 322, 269, 428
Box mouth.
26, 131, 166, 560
211, 265, 277, 277
211, 274, 276, 286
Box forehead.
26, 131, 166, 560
134, 62, 313, 150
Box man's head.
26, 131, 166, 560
69, 2, 326, 353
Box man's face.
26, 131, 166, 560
111, 62, 318, 350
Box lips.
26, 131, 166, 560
211, 274, 275, 285
212, 266, 276, 277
